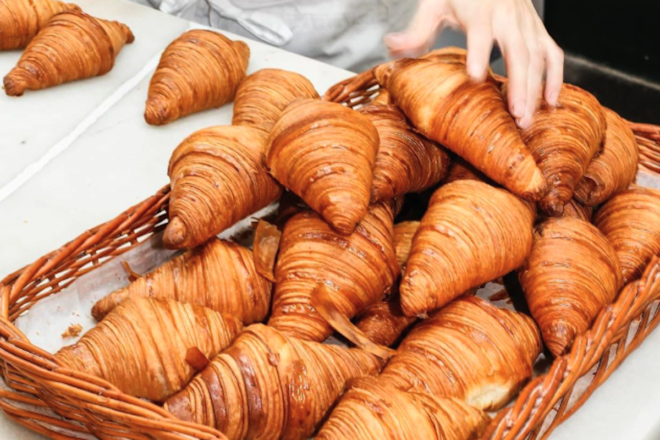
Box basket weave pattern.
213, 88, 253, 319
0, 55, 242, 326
0, 75, 659, 439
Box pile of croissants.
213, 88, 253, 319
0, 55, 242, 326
4, 3, 660, 440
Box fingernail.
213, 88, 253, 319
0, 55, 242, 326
547, 91, 559, 106
467, 64, 486, 81
517, 115, 532, 130
511, 100, 525, 118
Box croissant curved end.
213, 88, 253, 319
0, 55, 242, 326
163, 216, 188, 249
3, 73, 27, 97
520, 168, 548, 202
145, 95, 174, 126
123, 26, 136, 44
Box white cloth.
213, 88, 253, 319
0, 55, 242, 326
133, 0, 417, 72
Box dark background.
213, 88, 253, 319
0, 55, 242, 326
543, 0, 660, 123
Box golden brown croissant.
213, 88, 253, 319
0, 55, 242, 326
519, 84, 605, 215
519, 217, 622, 356
164, 324, 383, 440
4, 11, 134, 96
145, 30, 249, 125
444, 157, 490, 184
374, 52, 546, 201
358, 104, 451, 203
379, 296, 541, 411
594, 187, 660, 284
268, 203, 399, 342
91, 238, 271, 323
317, 378, 490, 440
400, 180, 535, 316
372, 88, 390, 105
354, 296, 416, 348
55, 298, 242, 402
574, 107, 639, 206
556, 199, 593, 222
0, 0, 80, 50
164, 126, 282, 249
393, 220, 419, 269
232, 68, 319, 132
266, 99, 380, 235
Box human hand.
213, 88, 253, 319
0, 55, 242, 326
384, 0, 564, 128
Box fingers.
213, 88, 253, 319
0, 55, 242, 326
497, 26, 529, 121
466, 19, 493, 81
519, 11, 545, 128
385, 0, 444, 58
544, 39, 564, 106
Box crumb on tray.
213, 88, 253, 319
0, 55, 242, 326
62, 323, 83, 338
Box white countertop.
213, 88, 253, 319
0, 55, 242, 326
0, 1, 658, 439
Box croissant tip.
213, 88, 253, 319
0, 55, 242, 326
125, 28, 136, 44
163, 217, 188, 249
3, 75, 25, 97
145, 95, 172, 125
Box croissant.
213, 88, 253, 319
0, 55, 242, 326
554, 199, 592, 222
358, 104, 451, 203
145, 30, 249, 125
374, 51, 546, 201
519, 84, 605, 215
164, 324, 383, 440
266, 99, 380, 235
400, 180, 535, 316
55, 298, 241, 402
519, 217, 622, 356
4, 11, 134, 96
317, 378, 489, 440
268, 203, 399, 342
574, 107, 639, 206
379, 296, 541, 410
393, 220, 419, 269
372, 88, 390, 105
354, 297, 416, 348
91, 238, 271, 323
444, 157, 489, 184
232, 68, 319, 132
594, 187, 660, 284
164, 126, 282, 249
0, 0, 80, 50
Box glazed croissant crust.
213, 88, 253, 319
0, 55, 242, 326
574, 107, 639, 206
400, 180, 535, 316
56, 298, 242, 402
268, 203, 399, 342
164, 125, 282, 249
91, 238, 271, 324
232, 68, 319, 132
374, 49, 546, 201
358, 104, 451, 203
4, 11, 134, 96
0, 0, 80, 50
594, 187, 660, 284
164, 324, 383, 440
518, 84, 606, 215
267, 99, 380, 235
145, 30, 250, 125
317, 378, 490, 440
379, 296, 541, 411
519, 217, 622, 356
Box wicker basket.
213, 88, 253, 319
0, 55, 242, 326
1, 77, 660, 440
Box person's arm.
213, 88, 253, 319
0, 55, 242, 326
385, 0, 563, 129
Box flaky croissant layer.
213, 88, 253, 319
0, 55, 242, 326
0, 0, 80, 50
4, 11, 134, 96
164, 324, 383, 440
145, 30, 250, 125
317, 378, 490, 440
375, 48, 546, 201
400, 180, 535, 316
164, 125, 282, 249
267, 99, 380, 235
56, 298, 242, 402
91, 238, 271, 324
269, 203, 399, 342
